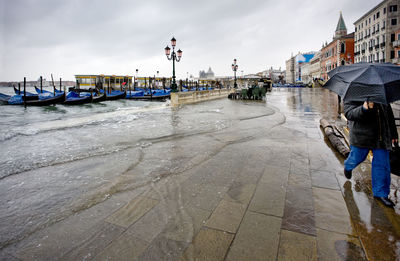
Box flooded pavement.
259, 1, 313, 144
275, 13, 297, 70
0, 87, 399, 260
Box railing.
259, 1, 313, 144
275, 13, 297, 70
393, 40, 400, 47
392, 58, 400, 64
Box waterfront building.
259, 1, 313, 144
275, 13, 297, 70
285, 56, 295, 84
199, 67, 215, 79
309, 52, 322, 80
75, 75, 133, 89
320, 12, 355, 81
285, 52, 316, 84
393, 28, 400, 64
257, 67, 285, 83
354, 0, 400, 64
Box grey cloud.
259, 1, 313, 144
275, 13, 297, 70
1, 0, 380, 81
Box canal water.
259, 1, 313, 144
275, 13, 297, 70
0, 87, 340, 251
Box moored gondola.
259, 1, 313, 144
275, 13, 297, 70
63, 92, 93, 105
92, 93, 106, 103
14, 86, 39, 101
25, 93, 66, 106
104, 90, 126, 100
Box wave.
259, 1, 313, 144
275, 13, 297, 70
0, 103, 169, 142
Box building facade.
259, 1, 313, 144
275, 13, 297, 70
199, 67, 215, 79
320, 12, 355, 80
309, 52, 322, 80
354, 0, 400, 64
285, 56, 295, 84
393, 28, 400, 64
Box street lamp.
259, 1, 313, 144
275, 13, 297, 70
232, 58, 238, 89
135, 69, 138, 89
165, 37, 183, 92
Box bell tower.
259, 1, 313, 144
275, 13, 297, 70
334, 11, 347, 39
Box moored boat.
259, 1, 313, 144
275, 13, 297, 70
63, 92, 92, 105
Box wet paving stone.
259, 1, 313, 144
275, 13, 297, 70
205, 200, 247, 233
313, 187, 356, 235
310, 170, 340, 190
225, 211, 281, 261
60, 223, 125, 261
316, 229, 366, 261
125, 199, 179, 244
180, 227, 234, 261
92, 233, 149, 261
105, 196, 159, 228
137, 236, 188, 261
249, 178, 287, 218
224, 182, 256, 205
277, 229, 317, 261
162, 205, 211, 243
282, 184, 316, 236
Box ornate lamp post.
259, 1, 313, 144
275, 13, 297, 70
165, 37, 183, 92
232, 59, 238, 88
135, 69, 138, 89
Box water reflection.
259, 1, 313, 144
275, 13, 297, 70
343, 180, 400, 260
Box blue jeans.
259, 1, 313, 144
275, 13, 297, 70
344, 145, 391, 197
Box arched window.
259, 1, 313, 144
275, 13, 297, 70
340, 42, 345, 53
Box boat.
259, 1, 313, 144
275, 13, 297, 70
92, 93, 106, 103
125, 89, 170, 100
14, 86, 38, 100
63, 91, 92, 105
0, 93, 11, 104
35, 86, 64, 95
25, 93, 66, 106
100, 90, 126, 100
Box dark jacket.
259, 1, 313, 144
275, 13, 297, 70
344, 101, 398, 150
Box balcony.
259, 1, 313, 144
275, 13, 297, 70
393, 40, 400, 47
380, 42, 386, 47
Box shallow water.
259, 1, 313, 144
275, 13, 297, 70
0, 87, 346, 253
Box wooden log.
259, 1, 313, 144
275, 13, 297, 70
320, 118, 350, 158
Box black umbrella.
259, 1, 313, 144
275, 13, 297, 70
324, 63, 400, 104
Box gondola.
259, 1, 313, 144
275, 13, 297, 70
92, 93, 106, 103
25, 93, 66, 106
63, 92, 92, 105
14, 87, 38, 101
0, 93, 11, 104
125, 89, 170, 100
103, 90, 126, 100
35, 86, 63, 95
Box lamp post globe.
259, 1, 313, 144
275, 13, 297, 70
165, 37, 182, 92
232, 59, 238, 89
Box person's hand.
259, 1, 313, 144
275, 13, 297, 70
363, 101, 374, 109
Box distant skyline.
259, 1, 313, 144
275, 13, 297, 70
1, 0, 380, 81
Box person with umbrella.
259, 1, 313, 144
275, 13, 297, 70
324, 63, 400, 207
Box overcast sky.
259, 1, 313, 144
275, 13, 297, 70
1, 0, 380, 81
